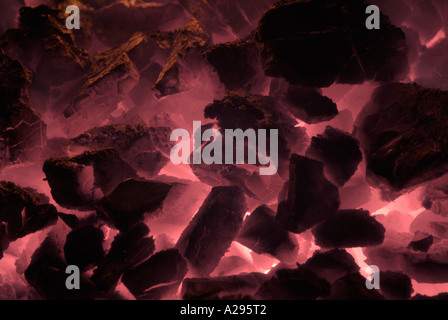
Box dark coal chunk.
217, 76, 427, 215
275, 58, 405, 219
92, 223, 155, 292
64, 226, 105, 271
312, 209, 385, 248
0, 53, 47, 167
176, 186, 247, 276
179, 0, 276, 39
306, 126, 362, 186
182, 273, 267, 300
204, 38, 262, 92
94, 1, 186, 47
380, 271, 413, 300
270, 81, 339, 124
408, 235, 434, 253
276, 155, 340, 233
236, 205, 298, 262
326, 272, 384, 300
71, 124, 173, 177
0, 5, 89, 87
63, 37, 141, 136
122, 249, 187, 300
255, 0, 408, 87
43, 149, 137, 210
154, 19, 211, 97
0, 181, 58, 250
58, 212, 80, 229
96, 179, 172, 231
256, 267, 331, 300
412, 293, 448, 300
203, 91, 309, 178
25, 236, 96, 300
356, 83, 448, 198
301, 249, 359, 284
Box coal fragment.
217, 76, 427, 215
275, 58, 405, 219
356, 83, 448, 198
380, 271, 413, 300
154, 19, 210, 97
306, 126, 362, 186
25, 236, 96, 300
179, 0, 276, 38
71, 124, 173, 177
203, 91, 309, 178
0, 181, 58, 251
301, 249, 359, 284
326, 273, 384, 300
312, 209, 385, 248
236, 205, 298, 262
408, 235, 434, 253
64, 226, 105, 271
92, 223, 155, 292
96, 179, 172, 231
276, 155, 340, 233
255, 0, 408, 87
270, 81, 339, 124
43, 149, 137, 210
94, 1, 187, 47
0, 53, 46, 167
122, 249, 187, 300
182, 273, 267, 300
63, 36, 141, 135
176, 186, 247, 276
256, 267, 331, 300
204, 38, 262, 92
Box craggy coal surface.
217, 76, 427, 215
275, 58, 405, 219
0, 0, 448, 301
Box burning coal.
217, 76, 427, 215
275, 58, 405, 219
0, 0, 447, 300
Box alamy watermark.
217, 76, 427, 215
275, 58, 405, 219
170, 121, 279, 176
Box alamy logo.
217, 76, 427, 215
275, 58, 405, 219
170, 121, 279, 176
365, 265, 380, 290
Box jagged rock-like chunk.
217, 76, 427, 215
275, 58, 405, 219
270, 81, 339, 124
0, 181, 58, 255
312, 209, 385, 248
25, 236, 96, 300
176, 186, 247, 276
236, 205, 298, 262
122, 249, 187, 300
256, 268, 331, 300
326, 273, 384, 300
301, 249, 359, 284
204, 38, 262, 92
63, 37, 141, 136
357, 83, 448, 198
255, 0, 408, 87
92, 223, 155, 292
306, 126, 362, 186
408, 235, 434, 253
0, 53, 46, 167
203, 91, 309, 178
0, 5, 89, 86
182, 273, 267, 300
43, 149, 137, 210
276, 155, 340, 233
71, 124, 172, 177
154, 18, 210, 97
380, 271, 413, 300
179, 0, 277, 38
96, 179, 172, 231
94, 1, 187, 47
64, 226, 105, 271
